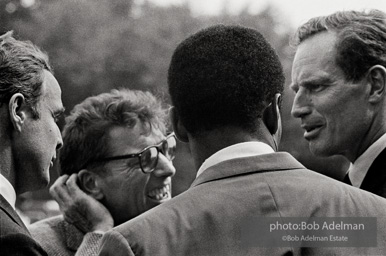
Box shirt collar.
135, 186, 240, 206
0, 173, 16, 209
196, 141, 274, 178
347, 133, 386, 188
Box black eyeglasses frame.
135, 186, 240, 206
92, 132, 176, 173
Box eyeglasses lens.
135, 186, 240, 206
140, 135, 177, 173
163, 136, 176, 161
140, 147, 158, 173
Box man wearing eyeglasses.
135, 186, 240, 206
29, 88, 176, 256
95, 25, 386, 255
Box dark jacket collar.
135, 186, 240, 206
360, 148, 386, 197
0, 193, 29, 233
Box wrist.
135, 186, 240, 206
90, 222, 114, 232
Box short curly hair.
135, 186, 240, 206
168, 25, 284, 134
0, 31, 52, 117
59, 89, 169, 176
292, 9, 386, 82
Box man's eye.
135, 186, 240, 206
308, 84, 325, 92
289, 84, 298, 93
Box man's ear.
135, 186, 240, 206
262, 94, 281, 135
78, 169, 104, 200
262, 94, 282, 151
367, 65, 386, 103
8, 93, 27, 132
170, 107, 189, 143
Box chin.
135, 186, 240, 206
35, 169, 51, 189
309, 144, 330, 157
36, 176, 50, 190
17, 178, 49, 194
310, 146, 336, 158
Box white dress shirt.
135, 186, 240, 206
196, 141, 275, 178
0, 173, 16, 209
347, 133, 386, 188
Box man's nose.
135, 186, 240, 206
291, 89, 312, 118
152, 153, 176, 178
56, 132, 63, 150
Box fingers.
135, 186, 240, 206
50, 174, 114, 233
49, 174, 71, 204
65, 173, 83, 194
50, 173, 84, 208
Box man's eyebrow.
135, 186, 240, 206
299, 77, 334, 87
290, 76, 335, 91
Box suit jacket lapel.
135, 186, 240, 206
360, 148, 386, 197
0, 194, 29, 233
191, 152, 304, 187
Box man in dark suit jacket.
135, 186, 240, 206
0, 31, 64, 255
290, 9, 386, 197
91, 25, 386, 255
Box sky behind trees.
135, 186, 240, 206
148, 0, 386, 27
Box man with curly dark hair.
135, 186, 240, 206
291, 9, 386, 197
94, 25, 386, 255
30, 89, 176, 255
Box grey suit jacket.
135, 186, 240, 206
30, 215, 103, 256
0, 194, 47, 255
98, 152, 386, 256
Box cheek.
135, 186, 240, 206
134, 175, 150, 194
319, 96, 355, 123
325, 110, 366, 142
119, 172, 150, 199
132, 175, 150, 205
37, 122, 56, 150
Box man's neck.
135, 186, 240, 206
0, 138, 17, 195
187, 124, 276, 172
0, 154, 16, 193
0, 109, 17, 194
346, 122, 386, 163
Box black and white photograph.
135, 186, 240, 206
1, 0, 386, 255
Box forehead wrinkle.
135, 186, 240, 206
292, 50, 339, 88
292, 66, 331, 87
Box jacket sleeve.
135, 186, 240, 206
75, 231, 105, 256
98, 230, 135, 256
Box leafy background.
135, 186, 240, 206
0, 0, 348, 223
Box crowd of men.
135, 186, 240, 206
1, 8, 386, 256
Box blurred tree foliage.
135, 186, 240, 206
1, 0, 347, 201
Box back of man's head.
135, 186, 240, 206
59, 88, 167, 176
0, 31, 52, 118
168, 25, 284, 135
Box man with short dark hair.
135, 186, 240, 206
95, 25, 386, 255
0, 31, 64, 255
290, 10, 386, 197
29, 89, 176, 255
